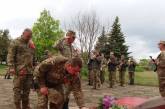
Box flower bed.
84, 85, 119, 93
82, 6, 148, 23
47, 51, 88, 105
97, 96, 127, 109
95, 96, 147, 109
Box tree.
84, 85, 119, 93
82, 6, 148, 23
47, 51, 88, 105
32, 9, 64, 61
95, 26, 108, 53
0, 29, 10, 63
106, 16, 129, 59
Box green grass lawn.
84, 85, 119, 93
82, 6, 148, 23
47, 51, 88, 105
134, 71, 158, 86
0, 64, 7, 76
82, 68, 159, 86
0, 64, 159, 86
102, 70, 158, 86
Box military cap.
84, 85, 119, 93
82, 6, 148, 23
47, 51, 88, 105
23, 28, 32, 33
110, 52, 114, 55
159, 40, 165, 45
66, 30, 76, 38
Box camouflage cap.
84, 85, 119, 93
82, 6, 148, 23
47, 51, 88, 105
23, 28, 32, 33
110, 52, 114, 55
65, 30, 76, 38
159, 40, 165, 45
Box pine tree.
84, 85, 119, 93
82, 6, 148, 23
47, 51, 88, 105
107, 16, 129, 59
95, 26, 107, 52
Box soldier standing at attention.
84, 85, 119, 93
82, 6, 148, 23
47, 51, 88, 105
53, 30, 76, 109
118, 55, 128, 87
35, 56, 87, 109
100, 53, 106, 84
156, 41, 165, 97
87, 57, 93, 86
128, 57, 136, 85
89, 51, 102, 89
108, 52, 118, 88
7, 28, 35, 109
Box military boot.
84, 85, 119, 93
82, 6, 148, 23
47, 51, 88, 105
22, 100, 31, 109
14, 102, 21, 109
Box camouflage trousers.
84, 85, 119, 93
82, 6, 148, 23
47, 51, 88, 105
108, 71, 116, 88
91, 69, 101, 89
158, 77, 165, 97
88, 70, 93, 85
13, 74, 33, 109
119, 71, 126, 86
100, 69, 105, 84
128, 72, 135, 85
37, 86, 64, 109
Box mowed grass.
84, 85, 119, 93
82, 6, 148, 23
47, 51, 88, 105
0, 64, 7, 76
134, 71, 158, 86
0, 64, 159, 86
102, 71, 158, 86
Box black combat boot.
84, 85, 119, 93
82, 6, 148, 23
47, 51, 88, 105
22, 100, 31, 109
63, 98, 69, 109
14, 102, 21, 109
130, 79, 134, 85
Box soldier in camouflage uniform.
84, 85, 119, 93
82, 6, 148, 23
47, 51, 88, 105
118, 55, 128, 87
108, 52, 118, 88
53, 30, 76, 58
7, 28, 35, 109
156, 41, 165, 97
4, 67, 11, 79
100, 53, 107, 84
53, 30, 76, 109
35, 56, 86, 109
128, 57, 136, 85
89, 51, 102, 89
87, 58, 93, 85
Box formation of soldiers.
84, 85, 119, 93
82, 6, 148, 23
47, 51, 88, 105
6, 28, 165, 109
87, 51, 137, 89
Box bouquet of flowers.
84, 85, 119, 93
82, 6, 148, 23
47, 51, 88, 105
97, 95, 127, 109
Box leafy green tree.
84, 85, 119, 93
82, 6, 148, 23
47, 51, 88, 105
0, 29, 10, 63
32, 9, 64, 61
106, 16, 129, 59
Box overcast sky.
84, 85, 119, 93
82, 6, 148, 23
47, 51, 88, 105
0, 0, 164, 59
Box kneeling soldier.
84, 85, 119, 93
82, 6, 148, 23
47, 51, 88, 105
35, 56, 87, 109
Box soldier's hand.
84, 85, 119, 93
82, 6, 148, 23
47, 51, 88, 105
9, 68, 15, 75
40, 87, 48, 95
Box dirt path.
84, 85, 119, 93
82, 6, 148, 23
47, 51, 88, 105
0, 77, 160, 109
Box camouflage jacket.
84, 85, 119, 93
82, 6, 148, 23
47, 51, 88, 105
35, 56, 85, 107
7, 36, 35, 74
53, 38, 75, 58
157, 51, 165, 75
119, 59, 128, 72
157, 51, 165, 68
128, 60, 136, 72
100, 56, 107, 70
88, 56, 102, 70
108, 56, 118, 71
